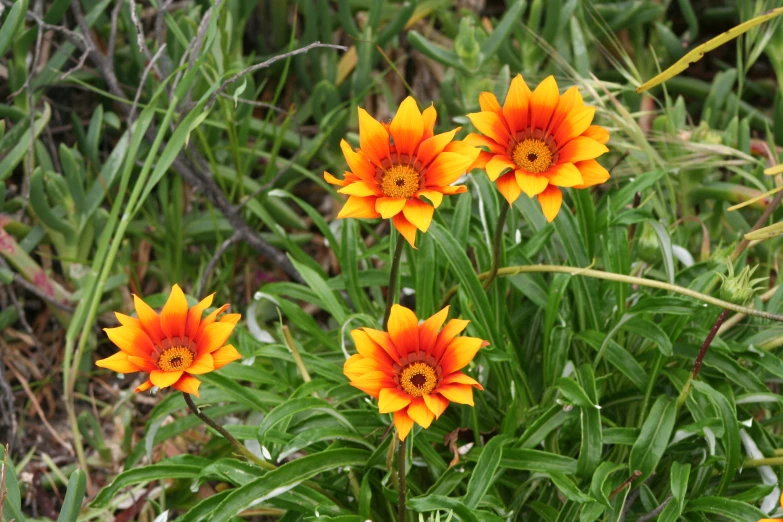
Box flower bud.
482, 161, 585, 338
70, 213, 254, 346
717, 263, 766, 305
708, 240, 737, 269
636, 222, 660, 264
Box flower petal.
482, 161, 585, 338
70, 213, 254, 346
552, 106, 595, 147
496, 172, 522, 204
462, 133, 505, 154
431, 318, 470, 361
392, 213, 418, 247
358, 108, 391, 167
530, 75, 560, 132
150, 369, 183, 389
185, 293, 214, 340
349, 371, 397, 398
439, 336, 484, 375
416, 128, 459, 168
402, 198, 434, 233
104, 325, 155, 358
337, 195, 381, 219
441, 371, 483, 390
390, 97, 424, 158
340, 139, 378, 182
437, 383, 474, 405
324, 171, 349, 186
546, 86, 580, 138
196, 321, 236, 355
423, 393, 450, 418
354, 329, 398, 365
515, 170, 549, 197
133, 294, 165, 343
394, 409, 415, 441
407, 398, 435, 428
416, 190, 444, 208
538, 185, 563, 222
418, 306, 450, 354
467, 111, 510, 147
583, 125, 610, 144
557, 136, 608, 163
376, 197, 408, 219
546, 162, 583, 187
379, 388, 412, 413
573, 159, 611, 189
186, 352, 215, 375
479, 91, 503, 114
424, 152, 475, 187
503, 74, 533, 135
115, 312, 141, 328
127, 356, 157, 372
421, 105, 437, 140
338, 180, 383, 197
344, 354, 387, 380
388, 304, 419, 358
160, 284, 188, 340
135, 379, 154, 393
485, 155, 516, 182
195, 304, 230, 339
173, 374, 201, 397
96, 352, 143, 374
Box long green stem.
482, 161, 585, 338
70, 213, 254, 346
677, 309, 730, 406
383, 233, 405, 327
183, 393, 276, 470
440, 265, 783, 322
397, 437, 407, 522
483, 203, 509, 290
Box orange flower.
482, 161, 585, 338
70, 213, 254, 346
465, 74, 611, 221
324, 97, 480, 246
95, 285, 242, 397
344, 305, 486, 440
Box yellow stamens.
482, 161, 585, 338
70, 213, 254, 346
399, 362, 437, 397
512, 138, 554, 174
158, 346, 194, 372
381, 164, 420, 199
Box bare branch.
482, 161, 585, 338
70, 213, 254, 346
198, 232, 241, 299
206, 41, 347, 110
128, 0, 146, 51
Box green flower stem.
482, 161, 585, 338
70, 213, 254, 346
183, 392, 276, 470
398, 437, 407, 522
441, 265, 783, 322
744, 456, 783, 467
483, 203, 510, 290
383, 232, 405, 328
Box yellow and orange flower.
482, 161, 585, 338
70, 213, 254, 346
465, 74, 611, 221
95, 285, 242, 397
344, 305, 487, 440
324, 97, 480, 246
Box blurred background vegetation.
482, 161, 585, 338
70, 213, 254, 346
1, 0, 783, 520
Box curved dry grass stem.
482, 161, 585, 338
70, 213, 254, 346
441, 265, 783, 322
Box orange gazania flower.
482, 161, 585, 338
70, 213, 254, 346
95, 285, 242, 397
466, 74, 611, 221
344, 305, 486, 440
324, 97, 480, 246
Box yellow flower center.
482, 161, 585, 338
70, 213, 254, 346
399, 362, 438, 397
381, 164, 420, 199
512, 138, 554, 173
158, 346, 194, 372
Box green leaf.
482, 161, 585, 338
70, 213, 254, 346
576, 364, 603, 478
548, 472, 593, 504
289, 256, 349, 324
257, 397, 356, 442
590, 461, 624, 507
0, 444, 26, 522
479, 0, 526, 64
691, 381, 740, 494
500, 449, 578, 474
208, 449, 370, 522
685, 497, 766, 521
629, 395, 676, 480
0, 103, 51, 181
91, 456, 210, 508
464, 435, 511, 508
0, 0, 28, 57
429, 221, 502, 349
408, 495, 481, 522
621, 317, 673, 356
56, 469, 87, 522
